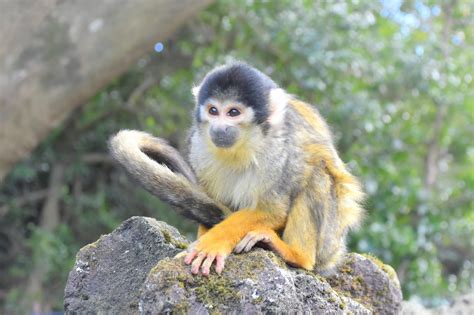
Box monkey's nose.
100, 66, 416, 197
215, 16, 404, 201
211, 125, 231, 133
210, 125, 238, 148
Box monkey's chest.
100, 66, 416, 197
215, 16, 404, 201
199, 167, 261, 211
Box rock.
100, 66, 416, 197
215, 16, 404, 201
140, 250, 372, 314
64, 216, 188, 313
401, 299, 433, 315
140, 251, 402, 314
435, 292, 474, 315
401, 292, 474, 315
64, 216, 403, 314
326, 253, 403, 314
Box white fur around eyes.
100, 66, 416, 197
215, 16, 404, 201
197, 99, 256, 124
194, 87, 288, 126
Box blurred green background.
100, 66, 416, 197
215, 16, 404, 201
0, 0, 472, 313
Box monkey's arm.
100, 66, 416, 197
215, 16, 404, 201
184, 208, 293, 275
185, 202, 319, 274
108, 130, 231, 227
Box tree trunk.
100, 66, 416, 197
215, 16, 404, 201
0, 0, 213, 183
25, 163, 65, 314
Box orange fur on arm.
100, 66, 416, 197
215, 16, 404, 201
198, 209, 314, 270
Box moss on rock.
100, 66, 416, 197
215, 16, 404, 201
161, 229, 188, 250
361, 253, 400, 288
194, 275, 241, 307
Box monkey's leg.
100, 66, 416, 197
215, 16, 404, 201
282, 168, 345, 274
184, 209, 286, 276
235, 193, 317, 270
280, 192, 318, 270
236, 169, 345, 273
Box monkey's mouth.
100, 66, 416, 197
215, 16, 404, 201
211, 135, 237, 148
209, 127, 239, 148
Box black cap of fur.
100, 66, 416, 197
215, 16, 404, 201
196, 63, 277, 125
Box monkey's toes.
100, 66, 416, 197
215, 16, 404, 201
235, 232, 271, 253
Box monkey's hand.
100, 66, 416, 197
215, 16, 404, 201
234, 229, 277, 254
184, 233, 233, 276
184, 209, 286, 276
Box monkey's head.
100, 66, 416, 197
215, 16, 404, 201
193, 63, 288, 151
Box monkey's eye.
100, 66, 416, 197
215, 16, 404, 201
228, 108, 241, 117
208, 106, 219, 116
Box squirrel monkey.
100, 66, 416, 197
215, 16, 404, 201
109, 63, 364, 276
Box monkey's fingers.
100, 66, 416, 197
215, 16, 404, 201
201, 253, 216, 276
244, 234, 270, 252
215, 254, 226, 274
234, 232, 271, 253
184, 250, 198, 265
191, 252, 207, 274
177, 241, 196, 259
234, 234, 253, 253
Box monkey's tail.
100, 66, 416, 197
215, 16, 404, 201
108, 130, 229, 227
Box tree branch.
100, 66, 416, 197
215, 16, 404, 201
422, 0, 455, 190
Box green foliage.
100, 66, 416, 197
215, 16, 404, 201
178, 0, 473, 302
0, 0, 472, 311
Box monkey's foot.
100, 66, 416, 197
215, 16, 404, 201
184, 236, 233, 276
235, 229, 315, 270
234, 230, 275, 254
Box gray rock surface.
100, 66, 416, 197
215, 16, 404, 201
140, 250, 373, 314
402, 292, 474, 315
437, 292, 474, 315
64, 216, 403, 314
326, 253, 403, 314
64, 216, 188, 313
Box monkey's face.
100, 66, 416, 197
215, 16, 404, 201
197, 99, 256, 149
192, 63, 289, 157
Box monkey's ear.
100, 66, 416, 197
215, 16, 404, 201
268, 88, 289, 126
192, 85, 201, 100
